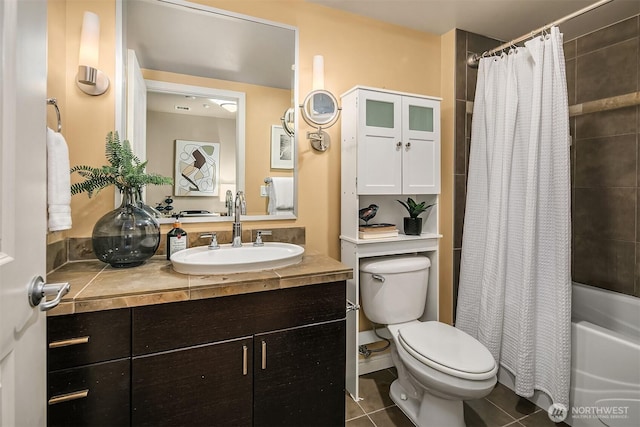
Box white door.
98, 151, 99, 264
401, 97, 441, 194
356, 90, 402, 195
0, 0, 48, 425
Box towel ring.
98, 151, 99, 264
47, 98, 62, 132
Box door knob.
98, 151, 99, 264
28, 276, 70, 311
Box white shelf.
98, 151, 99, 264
341, 87, 441, 402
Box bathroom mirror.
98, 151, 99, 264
300, 90, 340, 127
122, 0, 298, 222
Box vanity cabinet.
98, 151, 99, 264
47, 281, 346, 427
47, 309, 131, 427
341, 86, 441, 195
340, 86, 441, 401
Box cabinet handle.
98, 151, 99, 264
48, 389, 89, 405
261, 340, 267, 370
242, 345, 248, 376
396, 141, 402, 148
48, 336, 90, 349
405, 142, 411, 149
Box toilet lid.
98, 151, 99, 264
398, 321, 497, 380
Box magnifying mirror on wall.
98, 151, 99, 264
281, 107, 295, 137
300, 89, 341, 151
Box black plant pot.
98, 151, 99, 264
403, 217, 423, 236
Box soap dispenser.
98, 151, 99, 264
167, 216, 188, 259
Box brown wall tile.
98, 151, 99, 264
575, 134, 637, 188
453, 249, 461, 321
573, 236, 635, 295
68, 237, 95, 261
453, 174, 466, 249
456, 30, 467, 101
47, 239, 67, 273
467, 65, 478, 102
573, 188, 636, 241
576, 38, 639, 104
467, 33, 502, 57
575, 106, 637, 139
566, 58, 576, 105
577, 16, 639, 56
564, 39, 577, 60
455, 100, 467, 174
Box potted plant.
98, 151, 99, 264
71, 131, 172, 268
397, 197, 435, 235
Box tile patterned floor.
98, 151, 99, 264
346, 369, 568, 427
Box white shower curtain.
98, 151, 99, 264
456, 26, 572, 407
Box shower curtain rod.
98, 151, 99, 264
466, 0, 613, 67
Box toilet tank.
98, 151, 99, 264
359, 255, 431, 325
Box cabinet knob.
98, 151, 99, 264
396, 141, 402, 149
405, 142, 411, 149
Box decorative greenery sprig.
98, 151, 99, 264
397, 197, 435, 219
71, 131, 172, 197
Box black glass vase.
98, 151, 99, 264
92, 188, 161, 268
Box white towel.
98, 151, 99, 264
267, 177, 294, 214
47, 127, 72, 231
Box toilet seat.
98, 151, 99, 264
397, 321, 497, 381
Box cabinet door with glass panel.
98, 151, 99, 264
355, 88, 440, 195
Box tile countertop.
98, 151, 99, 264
46, 250, 353, 316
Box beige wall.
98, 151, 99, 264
196, 0, 443, 260
49, 0, 453, 313
48, 0, 117, 240
438, 30, 456, 325
52, 0, 444, 260
141, 69, 292, 215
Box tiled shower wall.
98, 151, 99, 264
453, 15, 640, 318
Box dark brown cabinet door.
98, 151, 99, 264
47, 359, 130, 427
131, 336, 253, 427
253, 320, 346, 427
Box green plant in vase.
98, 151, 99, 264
71, 131, 172, 268
397, 197, 435, 235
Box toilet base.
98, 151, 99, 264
390, 380, 465, 427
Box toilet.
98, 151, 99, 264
360, 255, 497, 427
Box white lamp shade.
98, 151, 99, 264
79, 11, 100, 68
312, 55, 325, 91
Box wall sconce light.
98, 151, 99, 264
76, 11, 110, 96
312, 55, 325, 90
300, 55, 341, 152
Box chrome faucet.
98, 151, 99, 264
232, 191, 246, 247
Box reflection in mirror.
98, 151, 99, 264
281, 107, 295, 137
144, 81, 245, 218
122, 0, 297, 221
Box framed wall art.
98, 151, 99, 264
174, 140, 220, 196
270, 125, 294, 170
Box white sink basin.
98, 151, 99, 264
170, 242, 304, 275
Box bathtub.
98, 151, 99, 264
498, 282, 640, 427
567, 282, 640, 427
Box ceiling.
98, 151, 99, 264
146, 92, 236, 119
125, 0, 295, 89
307, 0, 640, 44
